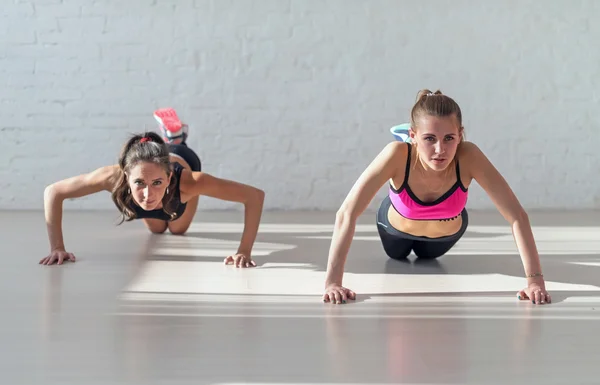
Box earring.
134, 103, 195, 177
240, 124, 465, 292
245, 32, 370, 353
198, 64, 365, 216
166, 187, 170, 194
127, 188, 130, 194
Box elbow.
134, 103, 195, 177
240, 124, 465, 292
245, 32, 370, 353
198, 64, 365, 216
256, 188, 265, 202
44, 184, 56, 201
44, 184, 64, 204
255, 188, 265, 203
335, 205, 358, 228
510, 207, 529, 226
247, 187, 265, 205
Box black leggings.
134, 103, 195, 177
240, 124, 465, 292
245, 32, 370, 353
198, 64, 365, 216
376, 196, 468, 260
168, 143, 202, 172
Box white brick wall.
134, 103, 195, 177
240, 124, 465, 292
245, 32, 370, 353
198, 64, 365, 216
2, 0, 599, 211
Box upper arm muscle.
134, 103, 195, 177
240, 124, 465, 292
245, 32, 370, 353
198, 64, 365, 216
464, 142, 525, 223
180, 171, 263, 204
47, 165, 119, 200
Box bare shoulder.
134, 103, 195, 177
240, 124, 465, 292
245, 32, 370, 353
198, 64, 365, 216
457, 140, 482, 158
381, 140, 409, 163
384, 140, 408, 153
334, 140, 408, 216
101, 164, 122, 190
456, 141, 504, 183
177, 169, 217, 195
78, 164, 122, 192
456, 141, 484, 175
361, 140, 409, 185
383, 140, 409, 175
178, 168, 204, 187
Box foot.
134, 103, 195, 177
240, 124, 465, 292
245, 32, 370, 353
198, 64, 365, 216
153, 108, 188, 144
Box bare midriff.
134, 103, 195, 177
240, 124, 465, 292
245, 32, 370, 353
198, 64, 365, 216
387, 205, 463, 237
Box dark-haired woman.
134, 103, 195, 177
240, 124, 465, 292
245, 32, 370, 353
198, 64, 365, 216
41, 111, 264, 268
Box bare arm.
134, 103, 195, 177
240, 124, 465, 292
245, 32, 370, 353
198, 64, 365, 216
181, 171, 265, 258
44, 165, 118, 252
463, 142, 544, 286
325, 142, 404, 288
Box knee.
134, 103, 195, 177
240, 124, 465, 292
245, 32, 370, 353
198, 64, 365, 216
413, 249, 445, 259
169, 227, 189, 235
387, 249, 412, 261
377, 224, 412, 260
149, 227, 167, 234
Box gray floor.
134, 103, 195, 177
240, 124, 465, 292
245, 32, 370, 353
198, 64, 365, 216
3, 209, 600, 385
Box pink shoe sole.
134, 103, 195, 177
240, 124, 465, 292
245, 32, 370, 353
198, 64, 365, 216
153, 108, 182, 133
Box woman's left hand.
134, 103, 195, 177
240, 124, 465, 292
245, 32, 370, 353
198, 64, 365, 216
517, 282, 551, 305
224, 253, 256, 268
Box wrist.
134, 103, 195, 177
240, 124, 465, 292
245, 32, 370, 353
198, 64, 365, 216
51, 245, 65, 252
325, 279, 341, 289
525, 271, 543, 278
526, 273, 545, 286
325, 267, 343, 288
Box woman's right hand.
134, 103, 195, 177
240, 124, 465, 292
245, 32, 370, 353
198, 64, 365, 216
323, 284, 356, 304
39, 249, 76, 265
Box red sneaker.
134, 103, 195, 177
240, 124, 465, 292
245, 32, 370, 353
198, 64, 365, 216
153, 108, 188, 144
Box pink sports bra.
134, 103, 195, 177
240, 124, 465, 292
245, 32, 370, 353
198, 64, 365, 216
389, 144, 468, 221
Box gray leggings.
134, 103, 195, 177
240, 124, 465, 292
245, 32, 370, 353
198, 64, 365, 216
376, 196, 468, 260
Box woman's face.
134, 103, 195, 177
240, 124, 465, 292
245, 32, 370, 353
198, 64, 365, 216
410, 115, 462, 171
127, 161, 171, 211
